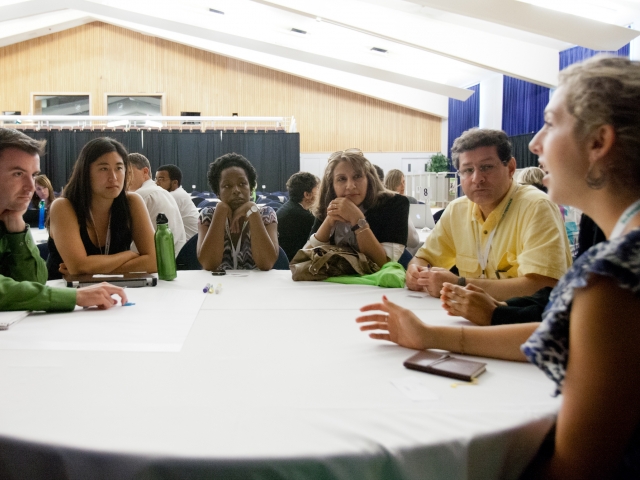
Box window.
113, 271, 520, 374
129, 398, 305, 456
32, 94, 90, 125
107, 95, 163, 116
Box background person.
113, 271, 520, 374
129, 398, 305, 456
197, 153, 278, 271
406, 129, 572, 301
128, 153, 186, 256
307, 149, 409, 267
517, 166, 547, 192
47, 138, 156, 280
30, 174, 56, 209
277, 172, 319, 260
155, 164, 199, 241
358, 56, 640, 480
0, 128, 128, 311
384, 169, 418, 204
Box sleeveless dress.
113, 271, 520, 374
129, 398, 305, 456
522, 228, 640, 478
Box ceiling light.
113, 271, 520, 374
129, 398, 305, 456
370, 47, 388, 55
209, 8, 224, 15
291, 28, 307, 35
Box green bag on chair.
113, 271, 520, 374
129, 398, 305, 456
324, 261, 406, 288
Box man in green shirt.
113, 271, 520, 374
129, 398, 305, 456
0, 128, 127, 311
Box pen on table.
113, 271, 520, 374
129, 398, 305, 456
214, 283, 222, 294
203, 283, 211, 293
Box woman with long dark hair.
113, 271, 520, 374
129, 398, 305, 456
47, 137, 156, 279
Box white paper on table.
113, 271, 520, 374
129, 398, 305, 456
391, 377, 439, 401
0, 289, 204, 352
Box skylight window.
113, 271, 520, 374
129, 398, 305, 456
516, 0, 621, 25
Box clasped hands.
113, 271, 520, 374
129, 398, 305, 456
406, 264, 458, 297
325, 197, 362, 227
218, 201, 258, 234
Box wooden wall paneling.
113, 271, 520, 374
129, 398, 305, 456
0, 22, 441, 153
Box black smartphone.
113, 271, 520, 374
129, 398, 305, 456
211, 270, 226, 276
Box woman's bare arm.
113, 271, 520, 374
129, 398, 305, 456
527, 276, 640, 479
50, 198, 139, 275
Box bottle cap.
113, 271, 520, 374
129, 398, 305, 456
156, 213, 168, 224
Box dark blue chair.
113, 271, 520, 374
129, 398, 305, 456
433, 208, 445, 224
37, 242, 49, 261
176, 234, 202, 270
191, 196, 204, 208
266, 194, 282, 203
265, 202, 282, 211
398, 249, 413, 270
198, 199, 219, 209
273, 247, 290, 270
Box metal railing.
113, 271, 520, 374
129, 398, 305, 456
0, 115, 296, 133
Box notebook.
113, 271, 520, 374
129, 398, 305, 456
64, 273, 157, 288
0, 311, 30, 330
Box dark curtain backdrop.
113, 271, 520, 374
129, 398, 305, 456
502, 77, 549, 137
447, 84, 480, 164
509, 133, 538, 169
560, 43, 630, 70
21, 130, 300, 193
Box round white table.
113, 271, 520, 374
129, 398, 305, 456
0, 271, 560, 479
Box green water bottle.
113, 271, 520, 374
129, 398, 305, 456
155, 213, 176, 281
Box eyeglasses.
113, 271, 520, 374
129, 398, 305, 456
457, 163, 500, 179
328, 148, 363, 162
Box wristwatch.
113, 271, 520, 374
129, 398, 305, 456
246, 204, 259, 218
351, 218, 368, 232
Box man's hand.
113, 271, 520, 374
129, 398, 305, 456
75, 282, 128, 310
440, 283, 505, 326
406, 264, 458, 297
0, 209, 27, 233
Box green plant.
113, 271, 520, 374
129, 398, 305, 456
427, 153, 450, 173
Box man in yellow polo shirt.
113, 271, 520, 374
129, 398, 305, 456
407, 128, 571, 301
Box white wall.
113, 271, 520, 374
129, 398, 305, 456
299, 152, 438, 180
479, 74, 504, 130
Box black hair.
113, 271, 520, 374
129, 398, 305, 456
207, 153, 257, 196
63, 137, 131, 234
157, 164, 182, 186
286, 172, 320, 203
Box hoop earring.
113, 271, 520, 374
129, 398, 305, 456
585, 164, 606, 190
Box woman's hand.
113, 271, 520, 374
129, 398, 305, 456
356, 295, 430, 350
328, 197, 362, 226
229, 201, 256, 233
440, 283, 505, 326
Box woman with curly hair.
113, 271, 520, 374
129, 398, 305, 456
197, 153, 278, 271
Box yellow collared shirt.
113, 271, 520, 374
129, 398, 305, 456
416, 180, 572, 280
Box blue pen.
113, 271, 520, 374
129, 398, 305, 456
203, 283, 211, 293
123, 302, 135, 306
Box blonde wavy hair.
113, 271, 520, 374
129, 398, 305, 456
559, 55, 640, 191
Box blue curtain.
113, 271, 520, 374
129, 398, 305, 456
502, 77, 549, 137
560, 43, 630, 70
447, 84, 480, 161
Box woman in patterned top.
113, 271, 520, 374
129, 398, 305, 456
197, 153, 278, 271
357, 55, 640, 479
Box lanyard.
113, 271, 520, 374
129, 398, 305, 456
610, 198, 640, 239
226, 219, 248, 270
89, 211, 112, 255
475, 186, 518, 278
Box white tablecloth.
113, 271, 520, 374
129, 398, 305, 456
0, 271, 560, 480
